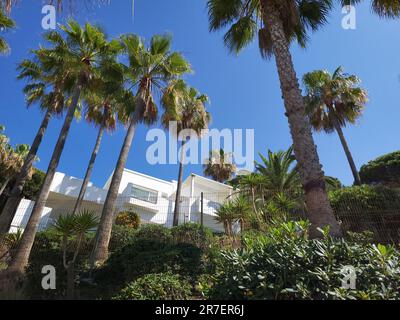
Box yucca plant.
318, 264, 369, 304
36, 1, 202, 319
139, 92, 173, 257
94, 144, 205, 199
51, 210, 98, 299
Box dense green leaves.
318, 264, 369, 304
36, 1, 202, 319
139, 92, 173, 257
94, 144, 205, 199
210, 220, 400, 300
113, 272, 192, 300
360, 151, 400, 187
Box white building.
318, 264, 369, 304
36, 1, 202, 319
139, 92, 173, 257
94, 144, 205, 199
11, 168, 234, 233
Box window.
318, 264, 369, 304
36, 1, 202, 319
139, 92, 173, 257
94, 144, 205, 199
131, 185, 158, 204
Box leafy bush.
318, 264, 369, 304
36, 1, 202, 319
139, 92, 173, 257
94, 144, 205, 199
134, 224, 172, 243
329, 185, 400, 214
112, 272, 192, 300
115, 210, 141, 229
360, 151, 400, 187
210, 221, 400, 300
108, 225, 137, 251
171, 223, 214, 248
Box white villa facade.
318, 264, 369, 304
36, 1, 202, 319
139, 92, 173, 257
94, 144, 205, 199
10, 169, 234, 233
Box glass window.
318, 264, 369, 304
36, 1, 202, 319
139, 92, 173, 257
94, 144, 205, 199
131, 185, 158, 204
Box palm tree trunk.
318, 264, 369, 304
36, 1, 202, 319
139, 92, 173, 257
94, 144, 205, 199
72, 126, 104, 215
0, 109, 52, 234
0, 178, 10, 197
334, 122, 361, 185
173, 139, 187, 227
90, 117, 137, 267
261, 0, 341, 237
6, 85, 82, 275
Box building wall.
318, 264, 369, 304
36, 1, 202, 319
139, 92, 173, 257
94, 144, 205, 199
10, 199, 53, 233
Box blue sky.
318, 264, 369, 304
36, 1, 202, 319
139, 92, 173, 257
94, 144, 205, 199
0, 0, 399, 188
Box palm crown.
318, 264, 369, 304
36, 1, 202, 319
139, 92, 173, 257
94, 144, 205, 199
208, 0, 333, 57
303, 66, 368, 133
341, 0, 400, 18
121, 34, 192, 125
204, 149, 237, 183
0, 7, 15, 54
161, 79, 211, 136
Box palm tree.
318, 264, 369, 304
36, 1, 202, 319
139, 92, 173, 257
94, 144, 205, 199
51, 210, 98, 299
71, 60, 126, 215
0, 53, 67, 234
5, 21, 115, 277
1, 0, 111, 14
90, 34, 191, 266
256, 146, 301, 196
0, 7, 14, 54
203, 149, 236, 183
237, 173, 267, 217
303, 67, 368, 186
0, 143, 31, 196
207, 0, 342, 237
341, 0, 400, 18
215, 197, 251, 236
161, 80, 211, 226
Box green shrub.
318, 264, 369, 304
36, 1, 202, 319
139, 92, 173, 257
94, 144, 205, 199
112, 272, 192, 300
108, 225, 137, 251
171, 223, 214, 248
115, 210, 141, 229
134, 224, 172, 243
329, 185, 400, 214
360, 151, 400, 187
210, 221, 400, 300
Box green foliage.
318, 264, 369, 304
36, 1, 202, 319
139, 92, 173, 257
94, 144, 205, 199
24, 229, 94, 299
134, 224, 172, 243
112, 272, 192, 300
329, 185, 400, 214
210, 220, 400, 300
360, 151, 400, 187
115, 210, 141, 229
22, 168, 46, 200
0, 8, 15, 54
108, 225, 138, 251
95, 224, 217, 298
171, 223, 214, 248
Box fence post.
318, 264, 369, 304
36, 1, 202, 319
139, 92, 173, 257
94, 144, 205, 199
201, 192, 204, 229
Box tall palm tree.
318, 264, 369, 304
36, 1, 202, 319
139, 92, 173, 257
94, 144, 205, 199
90, 34, 191, 266
0, 53, 67, 234
0, 7, 14, 54
71, 60, 126, 215
303, 67, 368, 185
162, 80, 211, 226
5, 21, 115, 276
207, 0, 342, 237
203, 149, 236, 183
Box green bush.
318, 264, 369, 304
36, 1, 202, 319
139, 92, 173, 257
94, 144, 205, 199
134, 224, 172, 243
171, 223, 214, 248
360, 151, 400, 187
329, 185, 400, 214
210, 221, 400, 300
108, 225, 137, 251
115, 210, 141, 229
112, 272, 192, 300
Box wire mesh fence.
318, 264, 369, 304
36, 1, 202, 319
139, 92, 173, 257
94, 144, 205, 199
1, 188, 400, 269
